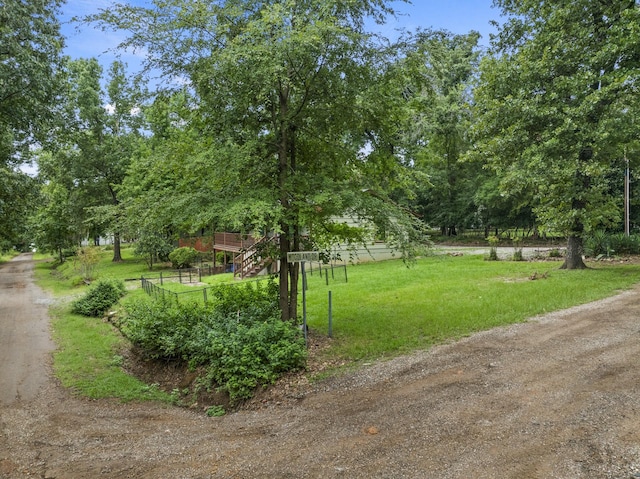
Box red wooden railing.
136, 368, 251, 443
234, 235, 279, 279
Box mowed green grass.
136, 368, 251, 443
50, 305, 171, 402
34, 247, 172, 401
303, 255, 640, 360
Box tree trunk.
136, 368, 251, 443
561, 148, 591, 270
112, 231, 122, 262
279, 232, 290, 321
560, 235, 587, 269
277, 85, 292, 322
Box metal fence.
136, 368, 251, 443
140, 275, 275, 305
134, 264, 225, 285
139, 261, 347, 304
305, 261, 348, 287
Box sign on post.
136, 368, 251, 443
287, 251, 320, 263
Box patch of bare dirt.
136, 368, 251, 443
2, 254, 640, 478
119, 328, 345, 412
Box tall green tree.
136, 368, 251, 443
472, 0, 640, 268
0, 167, 39, 251
43, 58, 144, 261
30, 180, 79, 263
402, 30, 483, 236
0, 0, 64, 163
0, 0, 65, 251
92, 0, 423, 321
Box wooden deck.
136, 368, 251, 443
211, 232, 256, 253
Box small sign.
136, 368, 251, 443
287, 251, 319, 262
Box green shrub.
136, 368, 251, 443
120, 279, 306, 404
486, 235, 499, 261
121, 299, 204, 359
609, 233, 640, 255
168, 247, 198, 269
71, 279, 127, 317
197, 317, 306, 402
548, 248, 563, 258
585, 230, 611, 257
75, 246, 101, 281
584, 231, 640, 257
512, 236, 524, 261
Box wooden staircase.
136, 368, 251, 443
234, 236, 278, 279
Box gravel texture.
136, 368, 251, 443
1, 254, 640, 478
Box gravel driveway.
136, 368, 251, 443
1, 254, 639, 478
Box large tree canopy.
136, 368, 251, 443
401, 29, 484, 236
472, 0, 640, 268
38, 58, 144, 261
92, 0, 424, 321
0, 0, 64, 163
0, 0, 64, 252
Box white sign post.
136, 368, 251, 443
287, 251, 319, 345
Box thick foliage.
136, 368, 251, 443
121, 280, 306, 403
168, 247, 198, 269
71, 278, 126, 317
585, 231, 640, 257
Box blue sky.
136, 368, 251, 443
58, 0, 502, 72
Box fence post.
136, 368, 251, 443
160, 271, 163, 286
179, 269, 182, 283
328, 290, 333, 338
203, 288, 208, 304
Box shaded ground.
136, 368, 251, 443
1, 253, 640, 478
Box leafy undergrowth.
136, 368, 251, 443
118, 280, 307, 406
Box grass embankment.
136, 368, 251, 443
0, 250, 21, 264
34, 247, 640, 402
34, 248, 172, 402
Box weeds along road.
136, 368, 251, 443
1, 254, 640, 478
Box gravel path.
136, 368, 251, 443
1, 254, 640, 478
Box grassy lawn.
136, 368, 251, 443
50, 305, 170, 402
304, 255, 640, 360
34, 247, 173, 402
32, 246, 640, 402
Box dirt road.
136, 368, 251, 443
0, 254, 54, 405
1, 254, 640, 478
